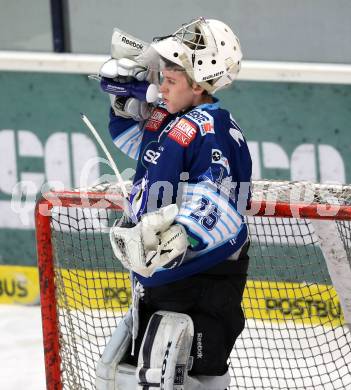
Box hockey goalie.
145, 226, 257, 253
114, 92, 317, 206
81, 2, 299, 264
95, 17, 252, 390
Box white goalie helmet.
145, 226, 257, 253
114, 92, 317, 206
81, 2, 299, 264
151, 17, 243, 93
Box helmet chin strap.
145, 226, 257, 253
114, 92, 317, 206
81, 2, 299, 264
179, 52, 194, 78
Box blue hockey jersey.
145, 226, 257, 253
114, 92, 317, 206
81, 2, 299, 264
109, 98, 252, 286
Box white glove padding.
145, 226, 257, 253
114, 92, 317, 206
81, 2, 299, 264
110, 205, 189, 277
100, 58, 148, 81
140, 203, 179, 249
103, 57, 157, 120
111, 28, 148, 63
110, 28, 159, 85
110, 95, 152, 121
141, 223, 189, 277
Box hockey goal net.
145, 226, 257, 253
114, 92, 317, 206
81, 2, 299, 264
35, 180, 351, 390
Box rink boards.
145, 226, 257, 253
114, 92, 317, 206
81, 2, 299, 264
0, 265, 343, 327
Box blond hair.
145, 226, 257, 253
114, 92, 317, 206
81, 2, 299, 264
161, 57, 210, 95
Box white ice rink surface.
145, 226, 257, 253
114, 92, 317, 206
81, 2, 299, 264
1, 304, 350, 390
0, 305, 45, 390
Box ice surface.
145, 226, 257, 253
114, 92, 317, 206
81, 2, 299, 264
0, 305, 45, 390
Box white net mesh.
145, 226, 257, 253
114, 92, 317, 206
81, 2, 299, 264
39, 180, 351, 389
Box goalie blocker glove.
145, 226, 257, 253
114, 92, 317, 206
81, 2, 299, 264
100, 78, 159, 103
110, 95, 153, 121
99, 58, 159, 121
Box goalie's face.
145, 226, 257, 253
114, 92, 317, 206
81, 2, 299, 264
159, 69, 209, 114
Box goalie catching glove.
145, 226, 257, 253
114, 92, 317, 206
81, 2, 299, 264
110, 204, 189, 277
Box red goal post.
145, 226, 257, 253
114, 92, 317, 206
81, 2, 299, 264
35, 180, 351, 390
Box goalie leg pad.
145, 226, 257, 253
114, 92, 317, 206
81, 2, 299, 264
137, 310, 194, 390
96, 310, 135, 390
186, 372, 231, 389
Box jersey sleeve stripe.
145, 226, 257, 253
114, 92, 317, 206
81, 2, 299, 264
194, 191, 241, 229
186, 183, 243, 224
133, 142, 142, 160
183, 189, 242, 232
187, 224, 245, 259
176, 214, 216, 245
179, 204, 225, 240
187, 183, 243, 219
181, 203, 233, 236
113, 125, 143, 158
119, 126, 141, 149
213, 223, 224, 240
113, 124, 140, 148
126, 132, 143, 160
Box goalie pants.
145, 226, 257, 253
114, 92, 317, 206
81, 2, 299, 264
125, 243, 250, 377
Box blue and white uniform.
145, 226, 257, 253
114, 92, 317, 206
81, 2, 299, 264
109, 98, 252, 287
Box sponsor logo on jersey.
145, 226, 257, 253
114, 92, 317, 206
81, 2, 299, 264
168, 118, 197, 147
121, 36, 144, 50
186, 109, 215, 136
211, 148, 230, 174
144, 149, 161, 165
145, 108, 169, 131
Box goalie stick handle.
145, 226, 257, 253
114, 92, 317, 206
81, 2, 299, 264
80, 113, 138, 224
80, 113, 128, 198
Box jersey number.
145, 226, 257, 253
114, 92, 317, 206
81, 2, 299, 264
190, 197, 221, 230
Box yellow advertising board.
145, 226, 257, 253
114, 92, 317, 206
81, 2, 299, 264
0, 265, 344, 327
0, 265, 40, 305
243, 280, 343, 327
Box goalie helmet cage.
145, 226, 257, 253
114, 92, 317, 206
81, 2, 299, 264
35, 180, 351, 390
